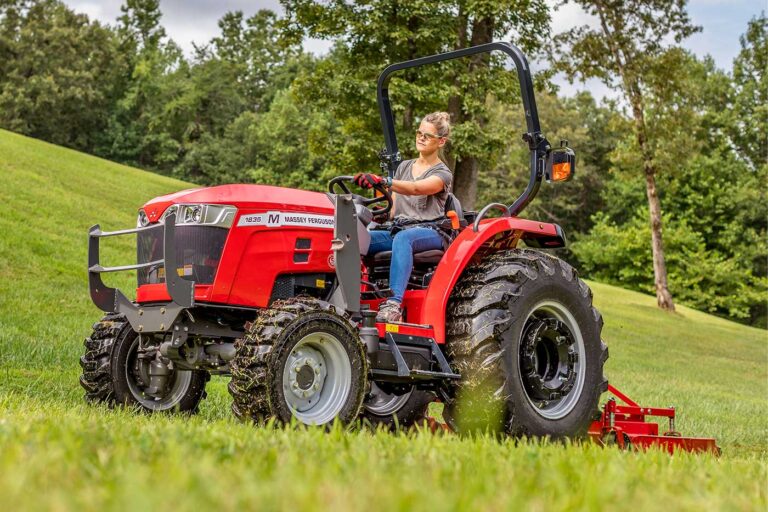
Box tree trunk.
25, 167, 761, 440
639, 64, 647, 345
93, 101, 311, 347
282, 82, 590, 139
454, 157, 478, 210
629, 91, 675, 311
449, 17, 493, 210
644, 167, 675, 311
592, 0, 675, 312
445, 6, 468, 173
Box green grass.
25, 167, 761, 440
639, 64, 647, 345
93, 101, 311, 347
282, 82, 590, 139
0, 129, 765, 511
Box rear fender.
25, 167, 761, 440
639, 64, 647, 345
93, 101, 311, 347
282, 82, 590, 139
418, 217, 564, 344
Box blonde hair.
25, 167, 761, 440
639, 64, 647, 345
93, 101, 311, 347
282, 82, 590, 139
421, 111, 451, 166
422, 111, 451, 139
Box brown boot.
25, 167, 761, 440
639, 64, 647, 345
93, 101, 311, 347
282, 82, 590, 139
376, 300, 402, 323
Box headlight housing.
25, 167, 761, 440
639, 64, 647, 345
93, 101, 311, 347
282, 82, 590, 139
137, 209, 150, 227
162, 204, 236, 228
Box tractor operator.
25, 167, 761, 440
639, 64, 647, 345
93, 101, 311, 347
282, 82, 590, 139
354, 111, 453, 323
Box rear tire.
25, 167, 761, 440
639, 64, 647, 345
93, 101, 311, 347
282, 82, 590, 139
79, 313, 208, 413
362, 383, 434, 429
445, 249, 608, 438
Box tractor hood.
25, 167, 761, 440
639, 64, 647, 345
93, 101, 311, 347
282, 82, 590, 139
141, 184, 334, 223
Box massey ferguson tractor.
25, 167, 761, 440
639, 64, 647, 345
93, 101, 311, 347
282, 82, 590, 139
80, 42, 719, 451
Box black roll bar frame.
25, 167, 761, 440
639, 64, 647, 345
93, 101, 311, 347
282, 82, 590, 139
376, 41, 552, 219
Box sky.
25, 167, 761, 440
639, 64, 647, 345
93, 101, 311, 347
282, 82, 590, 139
65, 0, 764, 99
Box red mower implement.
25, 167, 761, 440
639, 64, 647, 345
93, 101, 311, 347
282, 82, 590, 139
588, 385, 720, 455
81, 41, 718, 454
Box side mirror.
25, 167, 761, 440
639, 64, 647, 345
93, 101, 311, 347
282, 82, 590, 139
545, 140, 576, 182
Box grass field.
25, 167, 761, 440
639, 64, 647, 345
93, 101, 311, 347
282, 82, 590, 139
0, 129, 765, 511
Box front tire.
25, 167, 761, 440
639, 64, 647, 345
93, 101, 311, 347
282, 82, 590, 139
229, 299, 367, 427
79, 313, 208, 413
445, 249, 608, 437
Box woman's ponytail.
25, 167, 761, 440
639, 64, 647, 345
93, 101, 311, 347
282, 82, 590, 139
422, 111, 451, 166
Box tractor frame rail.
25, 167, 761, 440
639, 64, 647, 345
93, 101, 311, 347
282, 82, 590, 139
588, 385, 720, 455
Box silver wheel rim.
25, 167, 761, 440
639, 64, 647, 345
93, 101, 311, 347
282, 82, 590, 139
518, 300, 586, 420
282, 331, 352, 425
125, 336, 192, 411
363, 382, 413, 416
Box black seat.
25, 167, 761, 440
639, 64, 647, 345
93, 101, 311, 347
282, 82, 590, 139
445, 192, 463, 222
366, 193, 464, 267
371, 249, 444, 265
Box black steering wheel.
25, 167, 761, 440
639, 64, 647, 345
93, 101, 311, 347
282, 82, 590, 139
328, 175, 393, 217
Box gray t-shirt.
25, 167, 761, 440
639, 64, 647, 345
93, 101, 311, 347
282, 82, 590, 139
393, 159, 453, 221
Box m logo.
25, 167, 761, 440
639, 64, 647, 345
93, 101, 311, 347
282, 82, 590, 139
267, 212, 281, 227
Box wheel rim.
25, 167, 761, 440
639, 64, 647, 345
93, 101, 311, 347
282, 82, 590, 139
518, 300, 586, 420
125, 335, 192, 411
282, 331, 352, 425
363, 382, 413, 416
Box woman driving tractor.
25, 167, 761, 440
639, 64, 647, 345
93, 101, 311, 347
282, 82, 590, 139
354, 111, 453, 323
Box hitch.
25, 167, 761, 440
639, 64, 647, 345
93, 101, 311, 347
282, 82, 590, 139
588, 385, 720, 456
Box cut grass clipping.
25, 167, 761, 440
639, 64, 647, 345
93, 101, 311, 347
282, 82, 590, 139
0, 129, 765, 511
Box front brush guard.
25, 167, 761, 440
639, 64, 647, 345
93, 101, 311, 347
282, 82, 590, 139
88, 213, 192, 333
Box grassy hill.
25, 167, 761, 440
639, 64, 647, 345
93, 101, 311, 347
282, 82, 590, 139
0, 129, 765, 511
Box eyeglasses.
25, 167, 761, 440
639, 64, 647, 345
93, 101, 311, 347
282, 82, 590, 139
415, 130, 442, 141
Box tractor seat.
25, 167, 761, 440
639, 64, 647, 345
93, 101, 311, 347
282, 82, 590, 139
366, 193, 462, 267
371, 249, 444, 265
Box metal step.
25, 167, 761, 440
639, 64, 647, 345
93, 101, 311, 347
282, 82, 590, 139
381, 332, 461, 381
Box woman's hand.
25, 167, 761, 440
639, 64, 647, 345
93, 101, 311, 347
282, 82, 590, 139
353, 172, 444, 196
354, 173, 386, 189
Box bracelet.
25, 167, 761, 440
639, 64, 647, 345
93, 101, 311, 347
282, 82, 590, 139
384, 176, 393, 187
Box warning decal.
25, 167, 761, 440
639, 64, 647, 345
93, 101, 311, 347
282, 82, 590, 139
237, 211, 334, 229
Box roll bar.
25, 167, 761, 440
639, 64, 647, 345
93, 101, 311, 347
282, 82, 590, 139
376, 41, 551, 217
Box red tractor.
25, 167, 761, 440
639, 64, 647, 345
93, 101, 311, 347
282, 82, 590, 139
81, 42, 605, 436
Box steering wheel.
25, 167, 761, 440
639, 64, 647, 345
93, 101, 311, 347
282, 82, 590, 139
328, 175, 393, 217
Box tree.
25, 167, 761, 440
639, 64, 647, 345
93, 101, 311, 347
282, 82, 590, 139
118, 0, 165, 52
98, 0, 185, 170
554, 0, 701, 312
280, 0, 551, 209
212, 9, 302, 111
571, 48, 767, 327
727, 13, 767, 172
0, 0, 120, 151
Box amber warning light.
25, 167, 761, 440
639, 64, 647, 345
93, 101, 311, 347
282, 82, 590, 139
546, 141, 576, 182
552, 161, 572, 181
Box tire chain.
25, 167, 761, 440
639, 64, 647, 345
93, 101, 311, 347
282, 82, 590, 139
79, 312, 210, 411
445, 249, 608, 435
228, 297, 354, 423
79, 312, 127, 403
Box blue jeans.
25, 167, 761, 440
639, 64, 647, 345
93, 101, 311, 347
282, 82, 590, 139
367, 227, 443, 303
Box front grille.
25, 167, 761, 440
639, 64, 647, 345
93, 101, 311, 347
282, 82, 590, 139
137, 224, 229, 286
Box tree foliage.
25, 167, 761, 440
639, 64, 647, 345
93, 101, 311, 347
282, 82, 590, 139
727, 13, 767, 172
0, 0, 120, 150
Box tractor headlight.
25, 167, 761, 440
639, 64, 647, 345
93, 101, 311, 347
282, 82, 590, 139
181, 204, 203, 224
137, 209, 150, 227
162, 204, 236, 228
